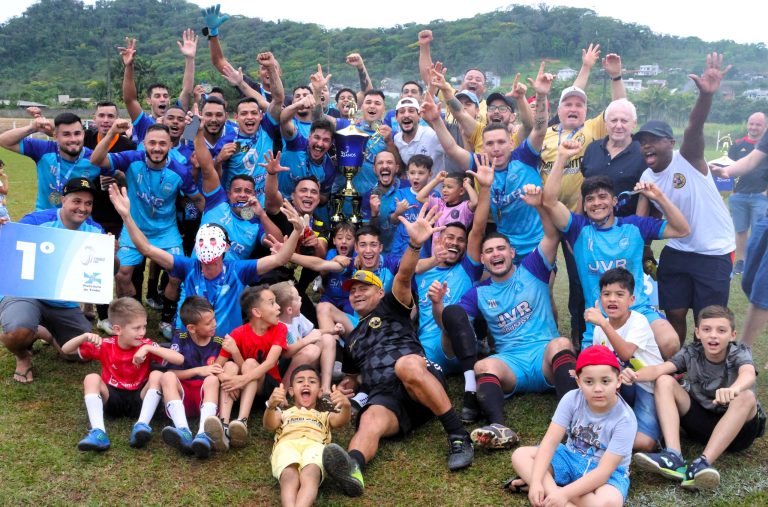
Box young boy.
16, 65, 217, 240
204, 285, 288, 450
389, 154, 433, 257
630, 305, 765, 490
584, 268, 664, 451
159, 296, 224, 458
264, 365, 351, 507
511, 345, 637, 506
63, 297, 184, 451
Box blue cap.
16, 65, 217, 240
456, 90, 480, 107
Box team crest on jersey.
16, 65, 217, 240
369, 317, 382, 329
487, 299, 498, 308
673, 173, 686, 189
619, 237, 629, 249
162, 181, 174, 195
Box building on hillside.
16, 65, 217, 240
646, 80, 667, 88
0, 100, 48, 107
57, 95, 93, 105
624, 78, 642, 92
743, 89, 768, 101
636, 64, 661, 76
557, 68, 577, 81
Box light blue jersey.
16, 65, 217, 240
389, 187, 422, 257
360, 184, 400, 251
200, 186, 265, 260
279, 131, 337, 197
334, 118, 388, 196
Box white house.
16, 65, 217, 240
557, 68, 578, 81
636, 64, 661, 76
624, 78, 642, 92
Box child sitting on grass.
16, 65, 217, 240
415, 170, 477, 254
264, 365, 351, 507
63, 297, 184, 451
159, 296, 224, 458
630, 305, 765, 490
511, 345, 637, 506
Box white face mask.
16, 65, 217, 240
195, 225, 228, 264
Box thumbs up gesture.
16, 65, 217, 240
268, 382, 287, 409
583, 301, 608, 328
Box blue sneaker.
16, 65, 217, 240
161, 426, 194, 454
682, 455, 720, 490
129, 422, 153, 448
191, 432, 214, 459
633, 450, 687, 481
78, 428, 110, 452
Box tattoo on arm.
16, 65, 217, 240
358, 67, 371, 91
447, 98, 462, 113
534, 101, 546, 130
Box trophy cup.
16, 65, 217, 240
331, 103, 370, 226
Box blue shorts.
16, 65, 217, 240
729, 192, 768, 233
421, 337, 462, 375
582, 304, 663, 348
631, 385, 661, 442
118, 244, 182, 267
493, 340, 552, 394
551, 443, 630, 500
743, 214, 768, 309
657, 246, 732, 315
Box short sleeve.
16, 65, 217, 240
757, 134, 768, 154
621, 215, 665, 241
108, 150, 143, 173
218, 325, 243, 359
551, 389, 577, 428
604, 411, 638, 458
271, 323, 289, 351
510, 139, 540, 168
233, 259, 260, 285
457, 286, 480, 319
521, 248, 554, 285
668, 345, 693, 373
563, 212, 588, 242
78, 340, 101, 361
168, 254, 193, 280
203, 185, 227, 211
20, 138, 55, 161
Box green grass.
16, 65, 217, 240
1, 146, 768, 506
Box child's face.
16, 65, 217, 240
254, 290, 281, 326
188, 311, 217, 341
289, 369, 321, 409
695, 317, 736, 359
576, 365, 620, 413
115, 316, 147, 348
355, 234, 382, 270
599, 282, 635, 320
289, 287, 302, 316
333, 229, 354, 256
441, 177, 466, 205
407, 165, 430, 192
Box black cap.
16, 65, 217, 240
486, 92, 515, 110
634, 120, 674, 140
62, 177, 96, 196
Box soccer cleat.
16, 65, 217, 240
470, 423, 520, 449
733, 260, 744, 276
633, 450, 687, 481
191, 432, 214, 459
129, 422, 153, 448
203, 417, 229, 452
228, 418, 249, 448
96, 319, 114, 335
682, 456, 720, 490
460, 392, 480, 424
161, 426, 194, 454
77, 428, 110, 452
447, 434, 474, 471
158, 322, 173, 340
322, 443, 365, 497
145, 296, 164, 311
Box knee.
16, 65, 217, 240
655, 374, 676, 389
633, 434, 656, 453
547, 337, 573, 354
147, 369, 163, 385
394, 354, 425, 382
732, 389, 756, 408
241, 358, 259, 372
299, 343, 322, 360
223, 361, 239, 373
316, 302, 332, 317
84, 373, 103, 389
203, 374, 220, 389
160, 371, 178, 389
0, 328, 35, 348
442, 305, 470, 332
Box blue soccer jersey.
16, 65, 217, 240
108, 150, 199, 248
388, 187, 422, 257
334, 118, 388, 196
279, 132, 337, 197
459, 248, 557, 352
20, 138, 108, 211
360, 184, 400, 251
132, 111, 154, 144
170, 255, 261, 336
217, 112, 280, 198
200, 185, 265, 260
319, 248, 356, 312
167, 332, 224, 380
469, 139, 543, 256
369, 254, 399, 293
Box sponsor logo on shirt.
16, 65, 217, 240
673, 173, 686, 189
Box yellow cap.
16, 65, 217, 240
342, 270, 383, 291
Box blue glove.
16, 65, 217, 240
201, 4, 230, 37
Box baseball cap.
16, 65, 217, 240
486, 92, 514, 110
575, 345, 621, 374
342, 270, 384, 291
395, 97, 420, 111
62, 177, 96, 197
455, 90, 480, 107
559, 86, 587, 105
633, 120, 674, 140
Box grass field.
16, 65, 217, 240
1, 146, 767, 506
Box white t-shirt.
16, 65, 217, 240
640, 150, 734, 255
394, 125, 446, 177
285, 314, 315, 345
593, 310, 663, 393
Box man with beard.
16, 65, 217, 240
197, 96, 229, 154
393, 97, 446, 177
383, 81, 429, 136
362, 151, 401, 250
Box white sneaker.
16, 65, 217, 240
159, 322, 173, 340
96, 319, 114, 334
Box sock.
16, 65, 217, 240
438, 408, 466, 437
551, 349, 578, 400
85, 393, 105, 432
665, 447, 683, 459
146, 277, 159, 300
476, 373, 506, 425
463, 370, 477, 393
349, 449, 367, 471
161, 295, 177, 323
166, 399, 189, 429
463, 391, 479, 411
351, 392, 369, 408
198, 402, 218, 435
137, 389, 162, 425
442, 305, 478, 372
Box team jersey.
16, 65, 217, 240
217, 112, 280, 197
20, 138, 108, 211
221, 322, 288, 382
167, 332, 224, 380
279, 131, 337, 197
273, 406, 331, 446
563, 213, 665, 310
368, 254, 399, 293
389, 187, 422, 257
319, 248, 355, 312
201, 185, 265, 260
170, 255, 261, 336
360, 184, 400, 251
334, 118, 388, 196
79, 337, 163, 391
469, 139, 544, 255
459, 248, 557, 351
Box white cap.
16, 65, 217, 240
395, 97, 420, 111
559, 86, 587, 105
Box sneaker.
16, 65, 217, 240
161, 426, 194, 455
470, 423, 520, 450
322, 443, 365, 497
447, 434, 474, 471
460, 392, 480, 424
129, 422, 153, 448
228, 418, 249, 448
633, 450, 687, 481
158, 322, 173, 340
191, 432, 214, 459
96, 319, 114, 335
77, 428, 110, 451
733, 259, 745, 276
146, 295, 164, 310
203, 417, 229, 452
682, 456, 720, 490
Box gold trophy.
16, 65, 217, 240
331, 102, 370, 225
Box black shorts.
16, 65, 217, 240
358, 357, 447, 436
657, 247, 732, 315
105, 385, 145, 418
680, 398, 765, 452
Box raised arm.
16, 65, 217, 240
542, 140, 582, 231
255, 201, 305, 274
521, 184, 559, 265
431, 63, 477, 136
417, 30, 434, 86
280, 95, 315, 139
201, 4, 231, 72
526, 61, 554, 152
309, 65, 336, 123
633, 181, 691, 238
259, 52, 284, 121
220, 63, 270, 112
91, 119, 131, 168
508, 74, 533, 140
346, 53, 372, 102
604, 53, 626, 100
194, 125, 220, 194
415, 170, 446, 204
118, 37, 143, 122
465, 153, 493, 262
572, 43, 600, 91
260, 150, 289, 214
421, 92, 471, 169
394, 204, 445, 306
0, 117, 53, 153
177, 29, 198, 112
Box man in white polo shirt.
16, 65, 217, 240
393, 97, 445, 177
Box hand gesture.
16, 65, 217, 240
507, 73, 527, 100
309, 64, 332, 92
520, 183, 544, 208
582, 43, 601, 69
462, 177, 473, 193
420, 92, 441, 123
118, 37, 137, 66
193, 84, 206, 104
280, 199, 304, 232
258, 150, 290, 176
418, 29, 432, 46
216, 142, 238, 164
369, 193, 381, 216
379, 124, 393, 143
268, 382, 287, 409
263, 234, 286, 255
690, 52, 731, 95
345, 53, 365, 69
602, 53, 622, 79
619, 367, 637, 385
434, 170, 448, 184
331, 255, 352, 268
330, 384, 351, 410
429, 62, 450, 91
428, 280, 448, 304
31, 116, 54, 136
110, 118, 131, 136
83, 333, 103, 347
557, 139, 583, 159
401, 203, 445, 246
583, 301, 608, 327
333, 322, 346, 337
714, 387, 740, 405
201, 4, 230, 32
542, 487, 569, 507
221, 334, 239, 355
26, 106, 44, 119
337, 375, 358, 397
297, 94, 317, 110
257, 52, 278, 70
528, 61, 554, 96
108, 183, 131, 218
132, 345, 149, 367
177, 28, 198, 58
432, 234, 450, 264
467, 152, 494, 189
220, 63, 244, 87
528, 481, 546, 507
632, 181, 663, 201
394, 197, 414, 216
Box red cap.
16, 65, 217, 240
575, 345, 620, 373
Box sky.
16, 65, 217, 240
2, 0, 767, 46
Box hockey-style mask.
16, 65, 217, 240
195, 224, 228, 264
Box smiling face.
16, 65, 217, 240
480, 237, 515, 280
235, 101, 263, 136
202, 102, 226, 137
457, 96, 479, 119
396, 106, 420, 135
289, 368, 322, 410
461, 69, 486, 96
599, 282, 634, 321
337, 90, 356, 116
355, 233, 382, 270
148, 86, 170, 118
143, 129, 172, 166
486, 99, 514, 126
308, 128, 332, 163
482, 128, 512, 167
440, 177, 466, 206
333, 228, 355, 256
636, 134, 675, 172
583, 188, 617, 224
362, 94, 385, 122
401, 83, 421, 99
55, 121, 85, 158
60, 191, 93, 228
93, 105, 118, 136
439, 225, 467, 266
746, 112, 767, 140
374, 151, 397, 187
576, 364, 620, 413
115, 316, 148, 349
163, 107, 186, 142
292, 179, 321, 214
558, 96, 587, 130
348, 281, 384, 316
695, 317, 737, 362
293, 87, 312, 119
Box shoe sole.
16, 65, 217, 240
682, 469, 720, 490
323, 444, 364, 497
470, 428, 519, 449
192, 438, 212, 459
632, 453, 685, 481
161, 427, 193, 455
130, 429, 152, 449
228, 421, 248, 448
78, 441, 109, 452
203, 418, 229, 452
460, 411, 479, 424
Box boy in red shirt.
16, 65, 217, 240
63, 298, 184, 451
205, 285, 288, 450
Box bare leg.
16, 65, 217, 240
295, 464, 322, 507
349, 405, 400, 462
161, 371, 182, 401
219, 361, 240, 423
651, 318, 680, 359
394, 354, 451, 415
237, 358, 261, 420
319, 333, 338, 393
1, 327, 36, 383
665, 308, 689, 347
116, 265, 137, 298
202, 374, 220, 405
740, 304, 768, 348
701, 390, 758, 463
654, 374, 691, 452
633, 432, 657, 452
279, 465, 300, 507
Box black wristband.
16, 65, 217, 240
408, 242, 422, 251
611, 75, 623, 81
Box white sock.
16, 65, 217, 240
85, 393, 105, 432
198, 402, 218, 435
351, 392, 369, 407
166, 399, 188, 429
137, 389, 162, 425
463, 371, 477, 392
